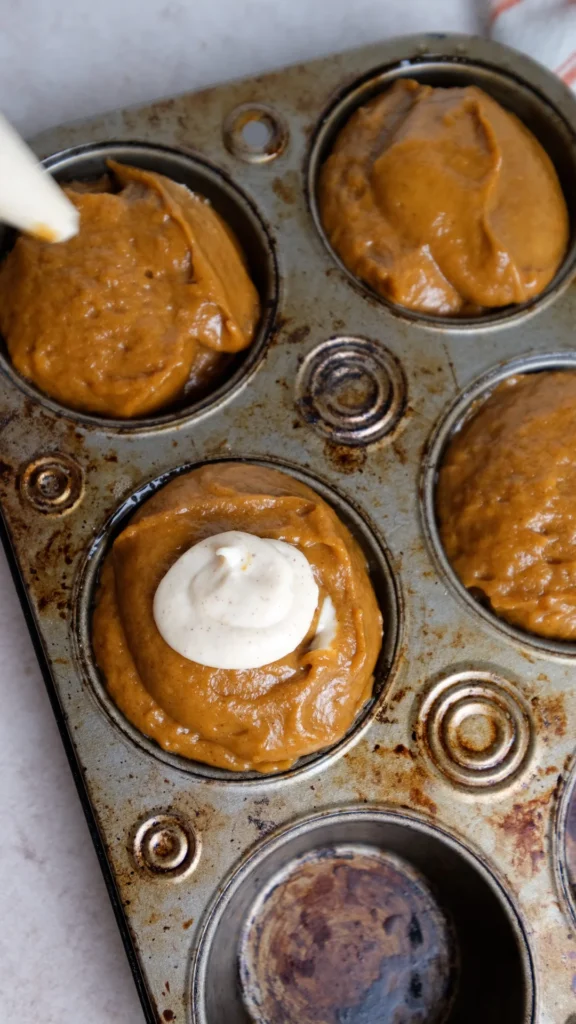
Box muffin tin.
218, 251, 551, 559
2, 32, 576, 1024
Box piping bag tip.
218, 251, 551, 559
0, 112, 79, 243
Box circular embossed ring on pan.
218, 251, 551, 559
223, 103, 288, 163
419, 671, 533, 790
132, 811, 201, 880
295, 337, 406, 444
20, 453, 84, 515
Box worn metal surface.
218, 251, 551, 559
2, 31, 576, 1024
195, 809, 531, 1023
238, 842, 455, 1024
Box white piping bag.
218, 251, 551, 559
0, 113, 79, 242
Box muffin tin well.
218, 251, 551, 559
307, 45, 576, 332
421, 350, 576, 659
74, 457, 402, 783
193, 810, 533, 1023
0, 141, 279, 431
1, 32, 576, 1024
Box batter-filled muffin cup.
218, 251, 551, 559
0, 161, 260, 418
319, 79, 569, 317
436, 370, 576, 640
92, 463, 383, 773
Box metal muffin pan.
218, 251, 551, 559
2, 31, 576, 1024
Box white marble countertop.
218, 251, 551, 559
0, 2, 480, 1021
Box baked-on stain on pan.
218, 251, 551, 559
239, 845, 455, 1024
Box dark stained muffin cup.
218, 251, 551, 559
192, 808, 533, 1023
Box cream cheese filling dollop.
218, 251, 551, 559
153, 530, 324, 669
310, 595, 337, 651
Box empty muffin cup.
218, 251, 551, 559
239, 845, 455, 1024
192, 808, 534, 1023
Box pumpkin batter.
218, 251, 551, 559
0, 162, 260, 417
93, 463, 383, 772
319, 79, 569, 316
437, 371, 576, 640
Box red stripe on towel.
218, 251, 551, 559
556, 50, 576, 83
489, 0, 523, 24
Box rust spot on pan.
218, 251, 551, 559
144, 97, 178, 130
532, 694, 567, 738
409, 786, 438, 816
394, 743, 415, 758
391, 688, 408, 705
286, 324, 311, 345
272, 174, 298, 205
344, 745, 438, 818
247, 814, 277, 839
323, 442, 367, 474
492, 790, 555, 876
392, 440, 408, 465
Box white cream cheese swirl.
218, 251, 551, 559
153, 530, 325, 670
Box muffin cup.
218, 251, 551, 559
76, 458, 402, 783
307, 36, 576, 332
421, 351, 576, 658
0, 141, 279, 431
192, 808, 533, 1024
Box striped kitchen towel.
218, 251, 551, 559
490, 0, 576, 89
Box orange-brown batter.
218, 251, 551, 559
93, 463, 383, 772
0, 162, 259, 417
320, 80, 569, 316
437, 371, 576, 639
